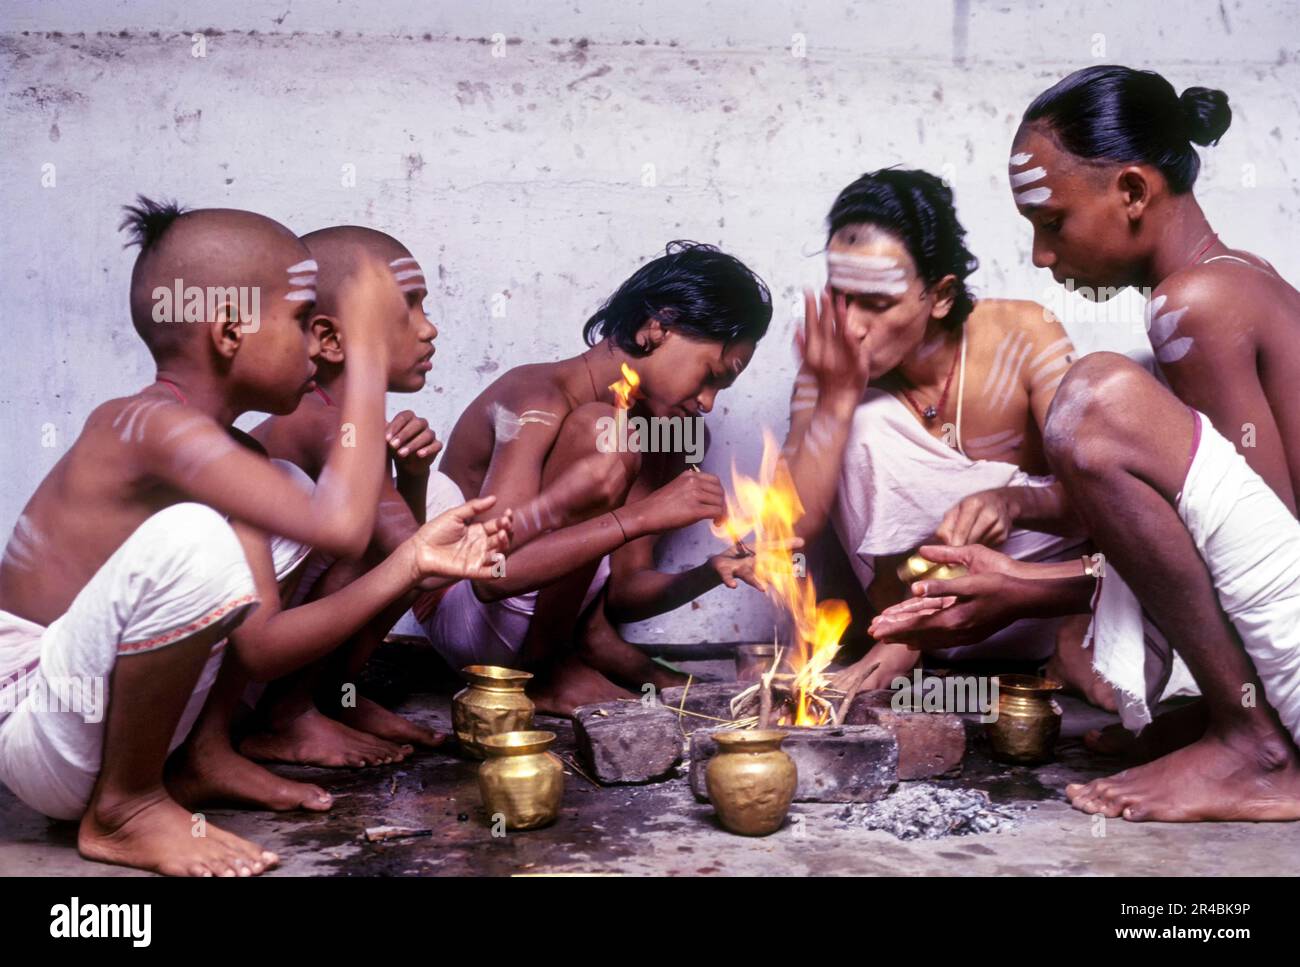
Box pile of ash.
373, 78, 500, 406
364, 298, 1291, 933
838, 783, 1025, 840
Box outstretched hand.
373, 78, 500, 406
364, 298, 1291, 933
868, 544, 1029, 649
410, 495, 514, 582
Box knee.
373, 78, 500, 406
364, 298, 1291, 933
136, 503, 251, 588
1043, 352, 1147, 478
559, 402, 642, 506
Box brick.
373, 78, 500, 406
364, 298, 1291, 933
843, 689, 966, 780
573, 700, 683, 784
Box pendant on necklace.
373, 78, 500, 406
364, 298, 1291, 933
923, 405, 937, 420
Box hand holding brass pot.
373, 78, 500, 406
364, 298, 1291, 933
896, 551, 969, 586
453, 664, 534, 759
985, 674, 1063, 764
706, 729, 797, 836
477, 730, 564, 830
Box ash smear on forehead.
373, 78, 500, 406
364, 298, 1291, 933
1145, 294, 1194, 363
827, 252, 908, 296
390, 257, 426, 294
981, 332, 1033, 413
838, 783, 1023, 840
1010, 152, 1052, 207
285, 259, 318, 303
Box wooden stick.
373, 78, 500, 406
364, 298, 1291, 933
758, 671, 774, 728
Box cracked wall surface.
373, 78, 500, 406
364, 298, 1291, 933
2, 1, 1298, 643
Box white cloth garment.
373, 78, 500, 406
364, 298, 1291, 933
0, 503, 260, 820
0, 460, 313, 820
833, 387, 1088, 661
1087, 411, 1300, 740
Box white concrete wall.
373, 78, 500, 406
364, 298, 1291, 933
3, 0, 1298, 645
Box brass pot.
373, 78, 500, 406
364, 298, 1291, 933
985, 674, 1063, 764
705, 729, 797, 836
896, 551, 969, 586
477, 730, 564, 830
453, 664, 534, 759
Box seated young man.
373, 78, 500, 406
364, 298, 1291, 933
243, 225, 457, 767
0, 199, 508, 875
872, 66, 1300, 822
425, 242, 773, 714
770, 169, 1100, 703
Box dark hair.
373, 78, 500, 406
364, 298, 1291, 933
825, 168, 978, 330
120, 195, 188, 250
583, 241, 772, 355
1022, 66, 1231, 194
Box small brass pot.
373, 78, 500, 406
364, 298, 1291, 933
705, 729, 798, 836
985, 674, 1063, 764
477, 730, 564, 830
453, 664, 534, 759
896, 551, 969, 586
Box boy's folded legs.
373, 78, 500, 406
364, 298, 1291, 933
0, 503, 279, 876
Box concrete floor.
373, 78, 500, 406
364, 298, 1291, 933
2, 657, 1299, 877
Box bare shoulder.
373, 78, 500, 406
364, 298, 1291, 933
472, 360, 577, 426
1147, 262, 1267, 363
967, 298, 1071, 354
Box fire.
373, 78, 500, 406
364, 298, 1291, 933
714, 430, 851, 726
609, 362, 641, 410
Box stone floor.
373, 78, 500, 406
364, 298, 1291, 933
2, 656, 1298, 876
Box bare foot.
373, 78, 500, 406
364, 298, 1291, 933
1045, 616, 1117, 712
240, 707, 412, 768
1083, 699, 1207, 760
576, 602, 688, 691
334, 695, 449, 749
167, 739, 333, 812
530, 655, 634, 717
1067, 725, 1300, 822
78, 789, 279, 877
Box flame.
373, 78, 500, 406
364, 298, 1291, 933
609, 362, 641, 410
714, 430, 851, 726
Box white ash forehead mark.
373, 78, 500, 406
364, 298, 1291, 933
1010, 167, 1047, 188
789, 398, 818, 414
1009, 152, 1034, 167
392, 269, 424, 282
1013, 186, 1052, 206
286, 259, 319, 302
389, 257, 419, 268
827, 252, 901, 271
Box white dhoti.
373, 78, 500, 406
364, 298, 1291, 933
1087, 411, 1300, 740
833, 388, 1088, 662
0, 462, 312, 820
